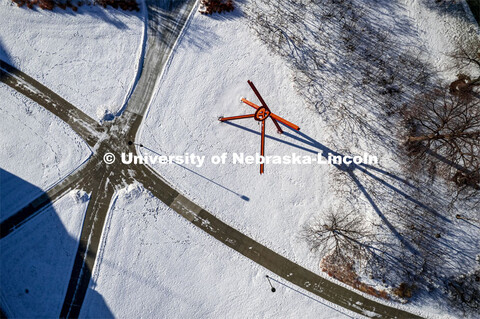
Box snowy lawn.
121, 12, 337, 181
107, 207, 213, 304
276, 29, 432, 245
0, 0, 145, 121
139, 4, 333, 277
139, 1, 479, 318
0, 83, 91, 221
80, 185, 359, 318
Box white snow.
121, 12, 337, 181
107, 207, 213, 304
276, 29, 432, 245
0, 190, 89, 318
0, 0, 145, 122
0, 0, 478, 317
80, 185, 359, 318
140, 4, 330, 278
403, 0, 479, 78
0, 83, 91, 221
138, 2, 479, 318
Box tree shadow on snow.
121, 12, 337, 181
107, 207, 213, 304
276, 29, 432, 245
6, 0, 143, 30
422, 0, 479, 27
222, 120, 479, 288
0, 39, 12, 68
240, 0, 480, 288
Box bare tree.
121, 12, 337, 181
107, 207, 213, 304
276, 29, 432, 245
451, 37, 480, 75
302, 209, 373, 263
403, 88, 480, 189
446, 268, 480, 311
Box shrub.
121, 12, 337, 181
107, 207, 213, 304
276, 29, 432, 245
199, 0, 234, 15
321, 254, 390, 300
393, 282, 415, 298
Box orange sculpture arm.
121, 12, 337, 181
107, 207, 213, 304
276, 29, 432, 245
260, 119, 265, 174
219, 114, 255, 121
241, 98, 300, 131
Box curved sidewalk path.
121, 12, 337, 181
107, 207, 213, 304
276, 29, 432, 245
0, 1, 422, 318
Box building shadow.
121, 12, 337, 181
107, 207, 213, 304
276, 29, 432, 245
0, 168, 112, 318
77, 289, 114, 318
0, 169, 45, 224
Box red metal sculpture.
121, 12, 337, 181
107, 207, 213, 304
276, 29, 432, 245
219, 80, 300, 174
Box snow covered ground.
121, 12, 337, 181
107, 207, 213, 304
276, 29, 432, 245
0, 0, 145, 122
140, 3, 330, 277
80, 185, 359, 318
0, 0, 478, 317
0, 83, 91, 221
0, 190, 89, 318
139, 1, 479, 318
404, 0, 480, 79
